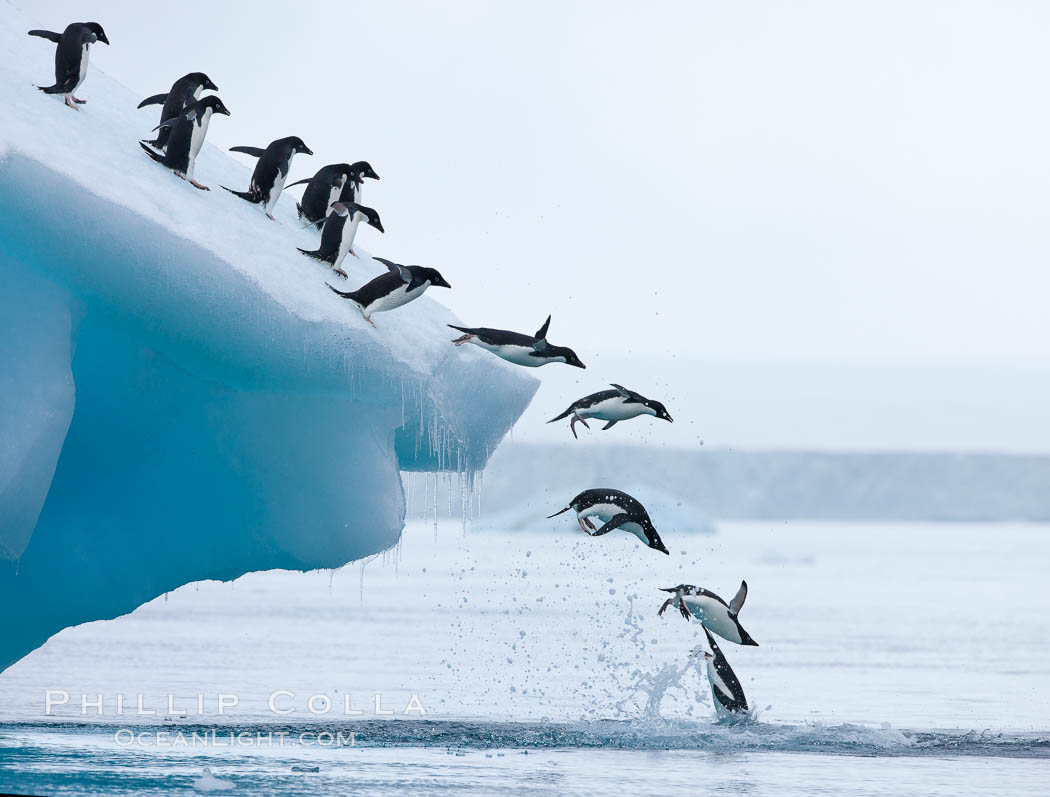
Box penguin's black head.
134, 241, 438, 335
289, 137, 313, 156
201, 95, 231, 116
647, 399, 673, 423
420, 267, 451, 289
190, 72, 218, 92
350, 161, 380, 181
648, 532, 670, 556
84, 22, 109, 44
550, 345, 585, 369
340, 202, 384, 232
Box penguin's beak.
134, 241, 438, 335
369, 219, 385, 233
664, 415, 674, 423
99, 33, 110, 45
302, 146, 314, 156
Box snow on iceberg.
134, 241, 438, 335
0, 8, 537, 671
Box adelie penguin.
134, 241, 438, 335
693, 628, 750, 720
138, 72, 218, 153
658, 581, 759, 646
139, 95, 231, 190
28, 22, 109, 110
223, 136, 314, 220
449, 315, 585, 369
327, 257, 450, 327
298, 201, 384, 278
287, 161, 380, 230
547, 488, 669, 555
549, 384, 673, 439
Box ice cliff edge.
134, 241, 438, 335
0, 14, 538, 671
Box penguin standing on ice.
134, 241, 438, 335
337, 161, 381, 205
547, 488, 669, 554
658, 581, 759, 646
222, 136, 314, 220
298, 201, 384, 278
327, 257, 450, 327
549, 384, 673, 439
287, 161, 380, 229
139, 95, 231, 190
693, 628, 750, 719
448, 315, 585, 369
28, 22, 109, 110
138, 72, 218, 152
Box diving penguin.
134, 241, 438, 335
298, 201, 384, 278
138, 95, 231, 190
223, 136, 314, 220
448, 315, 585, 369
28, 22, 109, 110
549, 384, 673, 439
138, 72, 218, 152
547, 488, 669, 554
327, 257, 450, 327
658, 581, 758, 645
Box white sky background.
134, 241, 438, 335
19, 0, 1050, 450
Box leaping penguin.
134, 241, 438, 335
549, 384, 673, 439
547, 488, 669, 555
139, 95, 231, 190
658, 581, 758, 645
138, 72, 218, 152
327, 258, 450, 327
693, 628, 750, 720
448, 315, 585, 369
222, 136, 313, 220
28, 22, 109, 110
298, 201, 384, 277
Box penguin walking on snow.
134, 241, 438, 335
658, 581, 758, 645
223, 136, 314, 220
549, 384, 673, 439
693, 628, 750, 720
28, 22, 109, 110
298, 201, 384, 278
287, 161, 380, 230
548, 488, 669, 554
449, 315, 585, 369
139, 96, 231, 190
327, 257, 450, 327
138, 72, 218, 153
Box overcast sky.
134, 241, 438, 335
20, 0, 1050, 449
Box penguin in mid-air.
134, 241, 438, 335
448, 315, 585, 369
298, 201, 384, 278
658, 581, 758, 646
693, 628, 750, 720
138, 72, 218, 152
327, 257, 451, 327
222, 136, 314, 220
549, 384, 673, 439
28, 22, 109, 110
547, 488, 669, 555
287, 161, 380, 230
139, 95, 231, 190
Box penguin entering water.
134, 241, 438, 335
549, 384, 673, 439
448, 315, 585, 369
139, 96, 231, 190
287, 161, 380, 230
547, 488, 669, 554
28, 22, 109, 110
222, 136, 314, 220
693, 628, 750, 719
327, 257, 450, 327
298, 201, 384, 277
138, 72, 218, 153
658, 581, 758, 646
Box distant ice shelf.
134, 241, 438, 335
0, 5, 537, 671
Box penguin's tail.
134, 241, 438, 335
297, 247, 327, 261
447, 324, 472, 334
547, 407, 573, 424
546, 506, 572, 519
325, 282, 359, 302
138, 141, 166, 163
221, 186, 262, 203
37, 84, 66, 95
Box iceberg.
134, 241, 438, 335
0, 7, 537, 672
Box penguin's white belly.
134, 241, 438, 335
185, 111, 213, 179
706, 662, 737, 718
578, 503, 626, 524
581, 398, 651, 422
474, 342, 561, 367
75, 44, 89, 91
334, 217, 362, 268
267, 167, 290, 214
326, 185, 342, 215
366, 282, 428, 317
682, 596, 740, 641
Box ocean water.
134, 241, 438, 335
1, 520, 1048, 795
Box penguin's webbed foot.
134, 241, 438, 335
333, 267, 348, 279
679, 603, 692, 620
266, 213, 276, 221
657, 598, 672, 617
582, 516, 596, 531
64, 96, 79, 111
349, 249, 360, 259
576, 516, 593, 535
72, 95, 86, 104
189, 180, 210, 191
452, 334, 474, 346
569, 413, 590, 439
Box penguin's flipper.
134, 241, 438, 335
27, 29, 62, 43
153, 108, 196, 132
534, 314, 552, 340
610, 383, 643, 403
229, 146, 266, 158
138, 141, 166, 164
729, 580, 748, 615
602, 420, 618, 431
137, 93, 169, 109
532, 338, 548, 352
286, 178, 312, 188
657, 597, 674, 617
592, 513, 631, 537
375, 257, 412, 284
